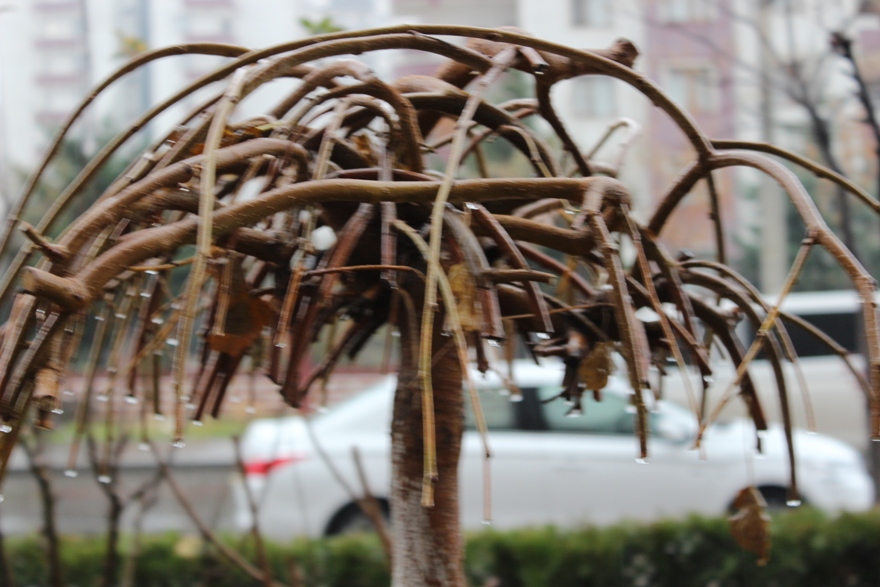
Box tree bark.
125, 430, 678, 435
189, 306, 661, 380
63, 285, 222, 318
390, 287, 466, 587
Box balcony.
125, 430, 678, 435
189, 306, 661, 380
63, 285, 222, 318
34, 72, 83, 85
183, 0, 233, 6
33, 36, 83, 49
33, 1, 78, 11
35, 110, 70, 127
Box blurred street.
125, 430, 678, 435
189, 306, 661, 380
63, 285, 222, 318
0, 438, 239, 536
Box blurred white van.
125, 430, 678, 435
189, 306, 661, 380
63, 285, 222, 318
661, 290, 873, 450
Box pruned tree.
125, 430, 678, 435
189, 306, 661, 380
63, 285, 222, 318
0, 25, 877, 586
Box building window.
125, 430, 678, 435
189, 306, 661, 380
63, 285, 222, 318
572, 0, 612, 27
665, 66, 718, 113
572, 77, 616, 118
658, 0, 716, 23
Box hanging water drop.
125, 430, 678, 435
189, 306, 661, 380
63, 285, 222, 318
63, 389, 74, 396
508, 393, 523, 403
635, 458, 649, 465
0, 425, 12, 434
166, 338, 179, 347
172, 439, 186, 449
487, 339, 501, 347
145, 269, 159, 276
465, 203, 479, 210
94, 315, 105, 322
786, 499, 802, 507
535, 332, 551, 340
115, 313, 127, 320
51, 408, 64, 415
96, 395, 109, 403
125, 396, 138, 405
151, 316, 164, 325
97, 475, 112, 484
140, 291, 152, 299
480, 519, 493, 526
192, 420, 204, 427
64, 469, 78, 478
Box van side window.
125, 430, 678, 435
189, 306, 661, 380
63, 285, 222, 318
464, 388, 518, 431
747, 310, 860, 358
783, 311, 859, 356
538, 387, 636, 434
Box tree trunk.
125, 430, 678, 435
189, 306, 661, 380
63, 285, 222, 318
803, 101, 862, 263
22, 433, 63, 587
101, 495, 123, 587
390, 288, 466, 587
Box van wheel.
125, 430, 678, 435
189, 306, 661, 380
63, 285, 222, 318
325, 500, 390, 536
728, 486, 804, 514
758, 485, 806, 511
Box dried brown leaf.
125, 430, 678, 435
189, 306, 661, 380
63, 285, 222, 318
448, 262, 480, 332
207, 296, 274, 357
579, 341, 614, 391
206, 260, 275, 357
728, 486, 771, 566
352, 134, 378, 165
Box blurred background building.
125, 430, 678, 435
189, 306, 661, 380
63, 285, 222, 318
2, 0, 880, 292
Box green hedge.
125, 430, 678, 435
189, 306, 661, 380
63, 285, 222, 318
6, 509, 880, 586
